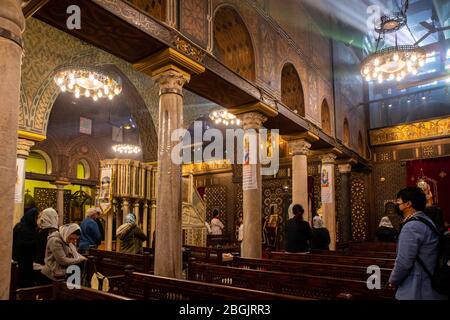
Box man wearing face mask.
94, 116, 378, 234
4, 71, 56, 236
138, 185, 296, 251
388, 187, 447, 300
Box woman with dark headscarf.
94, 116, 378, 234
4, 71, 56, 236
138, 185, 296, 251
12, 208, 39, 288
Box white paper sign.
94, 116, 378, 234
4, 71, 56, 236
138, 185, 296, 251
243, 164, 258, 191
14, 158, 25, 203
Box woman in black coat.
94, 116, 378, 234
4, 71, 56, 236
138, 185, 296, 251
12, 207, 39, 288
375, 216, 398, 242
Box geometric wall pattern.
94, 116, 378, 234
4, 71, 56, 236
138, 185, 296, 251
351, 173, 368, 241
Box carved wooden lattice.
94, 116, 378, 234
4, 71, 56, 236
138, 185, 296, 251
334, 166, 342, 243
351, 174, 368, 241
126, 0, 166, 21
34, 188, 71, 222
205, 185, 227, 226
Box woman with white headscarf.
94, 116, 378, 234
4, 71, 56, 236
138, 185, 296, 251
310, 215, 331, 250
376, 216, 398, 242
35, 208, 59, 266
41, 223, 87, 281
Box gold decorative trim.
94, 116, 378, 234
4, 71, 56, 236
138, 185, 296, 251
133, 48, 205, 77
229, 102, 278, 118
54, 180, 71, 186
182, 160, 232, 176
173, 36, 206, 63
23, 0, 49, 19
283, 131, 320, 143
370, 117, 450, 146
18, 130, 46, 142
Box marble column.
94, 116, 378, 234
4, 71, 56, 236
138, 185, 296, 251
320, 153, 337, 251
0, 0, 25, 300
133, 201, 140, 226
54, 182, 69, 226
142, 201, 149, 246
122, 198, 130, 223
153, 69, 190, 279
14, 138, 34, 226
338, 163, 353, 243
288, 140, 311, 223
241, 112, 267, 259
105, 209, 113, 251
149, 201, 157, 248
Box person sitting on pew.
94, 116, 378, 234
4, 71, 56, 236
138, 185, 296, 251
116, 213, 147, 255
41, 224, 87, 281
310, 215, 330, 250
35, 208, 59, 266
79, 208, 102, 253
12, 207, 39, 288
375, 216, 398, 242
284, 204, 312, 253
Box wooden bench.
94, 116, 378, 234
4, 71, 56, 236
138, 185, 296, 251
9, 262, 19, 300
268, 251, 395, 268
232, 257, 391, 284
14, 281, 132, 300
311, 249, 397, 259
188, 262, 395, 300
86, 248, 153, 279
184, 245, 239, 264
108, 271, 309, 300
338, 242, 397, 253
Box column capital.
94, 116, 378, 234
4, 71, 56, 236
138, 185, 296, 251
338, 163, 352, 173
288, 139, 311, 156
17, 138, 35, 158
153, 69, 190, 96
54, 180, 70, 188
240, 112, 268, 130
229, 101, 278, 118
321, 153, 337, 164
134, 48, 205, 78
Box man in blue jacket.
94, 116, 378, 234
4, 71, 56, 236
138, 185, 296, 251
79, 208, 102, 253
389, 187, 447, 300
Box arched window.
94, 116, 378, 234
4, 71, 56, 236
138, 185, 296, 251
26, 150, 52, 175
321, 99, 331, 135
76, 159, 91, 180
281, 63, 305, 117
343, 118, 350, 146
213, 6, 256, 81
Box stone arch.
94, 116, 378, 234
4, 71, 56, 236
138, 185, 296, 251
27, 59, 158, 162
321, 99, 331, 135
28, 149, 53, 175
343, 118, 350, 146
213, 5, 256, 81
281, 63, 305, 117
77, 159, 91, 180
65, 136, 103, 181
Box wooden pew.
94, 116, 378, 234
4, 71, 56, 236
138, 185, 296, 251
87, 248, 153, 278
108, 271, 309, 300
338, 242, 397, 253
232, 257, 392, 284
311, 249, 397, 259
9, 262, 19, 300
268, 251, 395, 268
15, 281, 132, 300
184, 245, 239, 264
188, 262, 395, 300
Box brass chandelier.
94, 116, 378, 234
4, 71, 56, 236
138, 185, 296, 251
361, 0, 426, 83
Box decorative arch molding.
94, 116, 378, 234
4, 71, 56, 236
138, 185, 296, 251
213, 4, 256, 81
77, 159, 91, 180
281, 63, 305, 116
343, 118, 350, 147
321, 99, 331, 135
19, 19, 160, 136
29, 149, 53, 175
65, 136, 103, 181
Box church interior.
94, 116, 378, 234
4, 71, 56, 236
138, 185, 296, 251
1, 0, 449, 302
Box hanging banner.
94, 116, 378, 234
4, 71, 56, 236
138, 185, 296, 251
99, 167, 112, 210
15, 158, 25, 203
321, 164, 332, 204
242, 135, 258, 191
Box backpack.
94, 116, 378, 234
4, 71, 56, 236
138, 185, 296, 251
404, 216, 450, 295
